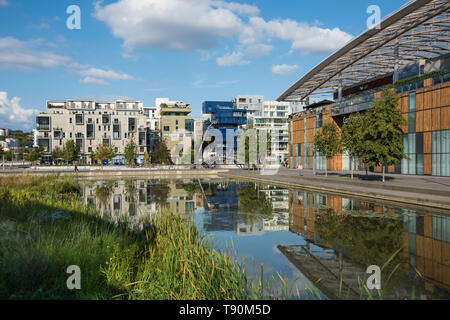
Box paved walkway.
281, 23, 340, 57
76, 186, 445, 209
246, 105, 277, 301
220, 168, 450, 211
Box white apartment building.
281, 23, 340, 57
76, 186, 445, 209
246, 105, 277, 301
253, 100, 290, 163
36, 100, 148, 164
0, 128, 9, 137
231, 95, 264, 122
143, 106, 159, 131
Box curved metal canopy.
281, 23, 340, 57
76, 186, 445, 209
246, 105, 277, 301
278, 0, 450, 102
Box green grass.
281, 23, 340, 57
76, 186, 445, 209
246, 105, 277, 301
0, 174, 294, 300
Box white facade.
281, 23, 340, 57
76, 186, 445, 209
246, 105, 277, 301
231, 95, 264, 121
253, 101, 290, 162
0, 128, 9, 137
36, 99, 148, 163
143, 106, 159, 131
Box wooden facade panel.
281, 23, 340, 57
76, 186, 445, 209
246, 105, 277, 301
442, 107, 450, 130
401, 113, 408, 133
431, 108, 441, 131
424, 109, 432, 132
424, 78, 433, 87
416, 110, 424, 132
424, 154, 432, 175
424, 131, 432, 153
424, 90, 432, 110
442, 85, 450, 107
433, 88, 441, 108
416, 92, 424, 111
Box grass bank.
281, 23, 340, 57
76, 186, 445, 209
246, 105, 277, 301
0, 174, 268, 299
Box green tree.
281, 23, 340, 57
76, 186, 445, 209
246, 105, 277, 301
93, 142, 116, 165
124, 139, 137, 166
144, 151, 151, 166
341, 113, 364, 179
151, 138, 172, 165
0, 146, 4, 159
236, 185, 272, 215
314, 122, 342, 176
361, 89, 407, 182
24, 147, 43, 164
51, 146, 63, 164
62, 140, 80, 164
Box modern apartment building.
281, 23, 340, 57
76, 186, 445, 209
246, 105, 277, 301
0, 128, 9, 137
231, 95, 264, 122
35, 99, 148, 164
143, 106, 159, 131
253, 100, 290, 162
202, 101, 248, 160
280, 0, 449, 177
157, 98, 194, 164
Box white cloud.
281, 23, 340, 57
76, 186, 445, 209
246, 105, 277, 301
0, 92, 40, 130
247, 17, 353, 54
0, 37, 71, 71
0, 0, 8, 7
78, 67, 135, 81
272, 64, 299, 75
211, 1, 260, 16
216, 51, 250, 66
79, 76, 109, 86
94, 0, 244, 51
94, 0, 353, 66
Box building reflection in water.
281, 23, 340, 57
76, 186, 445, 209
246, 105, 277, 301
288, 190, 450, 299
79, 178, 449, 299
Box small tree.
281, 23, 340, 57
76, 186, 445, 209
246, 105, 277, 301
151, 138, 172, 165
314, 122, 342, 176
124, 139, 137, 166
51, 146, 62, 165
341, 113, 364, 179
144, 151, 151, 166
361, 88, 407, 182
93, 142, 116, 165
24, 147, 43, 165
62, 140, 80, 164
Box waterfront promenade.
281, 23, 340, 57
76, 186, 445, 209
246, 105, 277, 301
220, 168, 450, 211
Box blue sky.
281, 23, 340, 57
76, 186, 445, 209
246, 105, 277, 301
0, 0, 409, 130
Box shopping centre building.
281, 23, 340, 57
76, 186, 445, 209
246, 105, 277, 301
280, 0, 449, 176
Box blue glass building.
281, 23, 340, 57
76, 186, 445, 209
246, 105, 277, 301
202, 101, 248, 155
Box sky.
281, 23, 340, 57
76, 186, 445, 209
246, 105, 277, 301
0, 0, 410, 130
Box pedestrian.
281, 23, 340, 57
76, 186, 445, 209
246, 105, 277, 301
74, 165, 79, 172
298, 163, 303, 176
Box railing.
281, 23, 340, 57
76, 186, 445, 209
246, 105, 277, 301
331, 92, 375, 116
37, 124, 50, 131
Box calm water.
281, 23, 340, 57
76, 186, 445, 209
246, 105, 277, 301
79, 177, 450, 300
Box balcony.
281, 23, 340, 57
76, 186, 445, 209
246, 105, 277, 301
331, 92, 375, 117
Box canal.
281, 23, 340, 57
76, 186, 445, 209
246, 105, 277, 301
79, 177, 450, 300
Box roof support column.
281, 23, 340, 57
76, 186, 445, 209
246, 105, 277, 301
394, 38, 400, 82
338, 73, 343, 102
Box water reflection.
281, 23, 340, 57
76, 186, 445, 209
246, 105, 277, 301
79, 178, 449, 300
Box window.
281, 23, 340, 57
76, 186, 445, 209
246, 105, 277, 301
408, 92, 416, 133
113, 124, 120, 139
128, 118, 136, 132
432, 130, 450, 176
164, 126, 170, 132
233, 112, 243, 117
86, 124, 95, 139
75, 114, 84, 125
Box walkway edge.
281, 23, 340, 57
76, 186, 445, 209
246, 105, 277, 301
219, 172, 450, 212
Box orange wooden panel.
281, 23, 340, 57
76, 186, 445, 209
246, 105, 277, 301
442, 106, 450, 130
416, 92, 424, 111
416, 235, 424, 258
442, 85, 450, 107
424, 89, 432, 110
424, 109, 432, 131
431, 108, 441, 131
424, 154, 432, 175
416, 110, 424, 132
424, 132, 431, 153
388, 165, 395, 173
424, 78, 433, 87
424, 237, 433, 260
401, 113, 408, 133
432, 239, 442, 264
433, 88, 441, 108
374, 91, 382, 99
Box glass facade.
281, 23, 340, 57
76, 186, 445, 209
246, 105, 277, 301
432, 130, 450, 176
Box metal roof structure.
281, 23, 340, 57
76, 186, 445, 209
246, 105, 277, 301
278, 0, 450, 102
